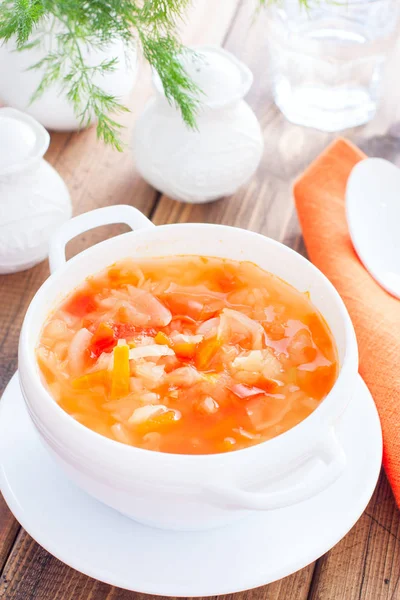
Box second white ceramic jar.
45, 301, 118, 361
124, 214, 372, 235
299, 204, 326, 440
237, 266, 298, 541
132, 46, 264, 204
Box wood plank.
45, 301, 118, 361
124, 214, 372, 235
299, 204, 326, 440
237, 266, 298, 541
0, 501, 19, 575
309, 473, 400, 600
0, 527, 315, 600
178, 0, 241, 45
0, 0, 242, 596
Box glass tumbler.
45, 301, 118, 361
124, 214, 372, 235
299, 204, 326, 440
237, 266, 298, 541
265, 0, 400, 131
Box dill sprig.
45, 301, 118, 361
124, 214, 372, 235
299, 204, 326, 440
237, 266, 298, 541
0, 0, 200, 150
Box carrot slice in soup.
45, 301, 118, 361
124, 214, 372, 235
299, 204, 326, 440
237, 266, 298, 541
72, 369, 109, 390
110, 344, 130, 399
136, 410, 179, 435
154, 331, 171, 347
173, 341, 198, 359
195, 336, 221, 370
155, 331, 198, 359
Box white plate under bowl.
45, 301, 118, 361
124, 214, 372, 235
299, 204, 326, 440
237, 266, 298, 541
0, 373, 382, 597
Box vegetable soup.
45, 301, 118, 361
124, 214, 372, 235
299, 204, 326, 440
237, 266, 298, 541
37, 256, 338, 454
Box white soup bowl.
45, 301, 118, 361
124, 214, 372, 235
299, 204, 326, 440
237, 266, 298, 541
18, 205, 358, 530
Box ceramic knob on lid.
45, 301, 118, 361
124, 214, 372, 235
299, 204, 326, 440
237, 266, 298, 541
0, 108, 72, 274
132, 45, 264, 204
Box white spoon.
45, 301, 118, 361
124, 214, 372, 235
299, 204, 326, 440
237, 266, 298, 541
346, 157, 400, 300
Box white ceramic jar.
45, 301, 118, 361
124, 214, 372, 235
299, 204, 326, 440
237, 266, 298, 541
0, 27, 137, 131
19, 205, 358, 531
132, 46, 264, 203
0, 108, 71, 274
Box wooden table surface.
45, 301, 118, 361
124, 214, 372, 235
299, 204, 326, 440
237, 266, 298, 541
1, 1, 400, 599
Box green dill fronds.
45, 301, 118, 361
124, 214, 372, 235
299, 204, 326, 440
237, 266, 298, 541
140, 0, 191, 29
0, 0, 199, 150
0, 0, 44, 44
28, 53, 63, 104
141, 34, 200, 129
96, 114, 127, 153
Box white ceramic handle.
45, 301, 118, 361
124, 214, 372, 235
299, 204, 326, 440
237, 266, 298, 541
49, 205, 154, 273
207, 428, 346, 511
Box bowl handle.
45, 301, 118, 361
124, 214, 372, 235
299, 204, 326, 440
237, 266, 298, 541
48, 205, 154, 273
206, 428, 346, 511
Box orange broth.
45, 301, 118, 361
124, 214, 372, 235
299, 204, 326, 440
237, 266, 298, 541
37, 256, 338, 454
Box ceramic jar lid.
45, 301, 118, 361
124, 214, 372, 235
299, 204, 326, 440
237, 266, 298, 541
153, 45, 254, 108
0, 108, 50, 175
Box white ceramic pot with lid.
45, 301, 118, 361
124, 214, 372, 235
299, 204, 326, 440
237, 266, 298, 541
0, 108, 71, 274
132, 46, 264, 204
18, 205, 358, 531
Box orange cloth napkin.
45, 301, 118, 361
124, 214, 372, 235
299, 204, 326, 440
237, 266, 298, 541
293, 138, 400, 506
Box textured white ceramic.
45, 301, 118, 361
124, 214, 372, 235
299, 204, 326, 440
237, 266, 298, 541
18, 205, 358, 530
346, 157, 400, 299
0, 108, 71, 274
0, 29, 137, 131
0, 373, 381, 596
132, 46, 264, 204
